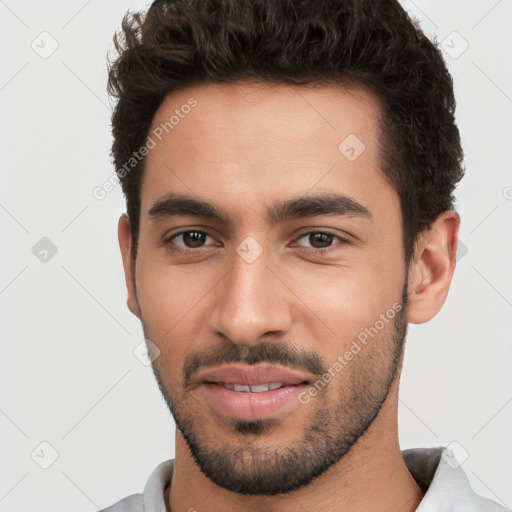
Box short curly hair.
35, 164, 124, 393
107, 0, 465, 264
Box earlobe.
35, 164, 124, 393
407, 211, 461, 325
118, 214, 141, 319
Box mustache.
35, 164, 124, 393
183, 341, 327, 388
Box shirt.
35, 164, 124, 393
100, 446, 510, 511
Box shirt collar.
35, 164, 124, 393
142, 459, 174, 512
403, 447, 509, 511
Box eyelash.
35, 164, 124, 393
162, 229, 349, 256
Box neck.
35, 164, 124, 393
166, 382, 424, 512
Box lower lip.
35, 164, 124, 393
202, 382, 307, 421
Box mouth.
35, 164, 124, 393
202, 381, 310, 421
206, 381, 309, 393
197, 364, 313, 421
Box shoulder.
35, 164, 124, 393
99, 459, 174, 512
99, 493, 144, 512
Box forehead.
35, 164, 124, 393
147, 81, 382, 158
141, 81, 397, 225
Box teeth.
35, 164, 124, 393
250, 384, 273, 393
233, 384, 251, 392
222, 383, 284, 392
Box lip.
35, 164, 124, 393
196, 363, 311, 387
197, 364, 311, 421
202, 382, 309, 421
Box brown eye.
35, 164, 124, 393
296, 231, 344, 250
306, 233, 335, 249
168, 230, 214, 249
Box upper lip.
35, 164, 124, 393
197, 364, 311, 386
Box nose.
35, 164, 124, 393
208, 247, 293, 346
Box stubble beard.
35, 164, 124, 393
146, 281, 409, 496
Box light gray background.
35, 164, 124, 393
1, 1, 511, 511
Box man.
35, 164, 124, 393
104, 0, 508, 510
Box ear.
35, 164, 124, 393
118, 214, 141, 319
407, 211, 461, 324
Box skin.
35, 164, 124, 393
118, 81, 460, 512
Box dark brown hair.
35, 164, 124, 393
107, 0, 465, 264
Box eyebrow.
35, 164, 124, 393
148, 192, 373, 225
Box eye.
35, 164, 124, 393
162, 229, 349, 256
165, 230, 216, 250
294, 231, 348, 253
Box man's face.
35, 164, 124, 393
125, 82, 410, 495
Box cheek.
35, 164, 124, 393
135, 254, 217, 365
136, 250, 210, 319
289, 257, 403, 354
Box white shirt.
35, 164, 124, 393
101, 447, 510, 511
